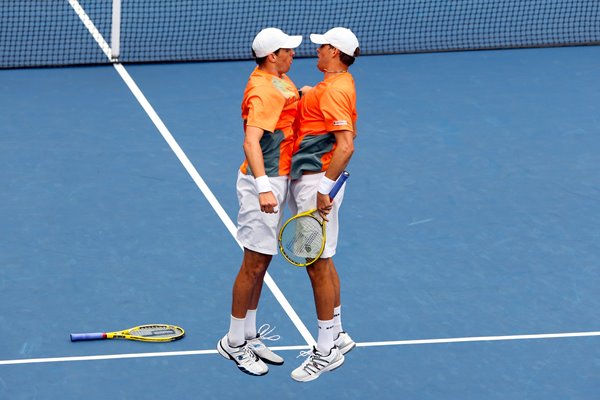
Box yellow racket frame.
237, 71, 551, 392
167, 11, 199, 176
107, 324, 185, 342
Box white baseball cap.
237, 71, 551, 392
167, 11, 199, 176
310, 27, 359, 57
252, 28, 302, 58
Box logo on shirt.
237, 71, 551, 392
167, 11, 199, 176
272, 77, 298, 100
333, 120, 348, 126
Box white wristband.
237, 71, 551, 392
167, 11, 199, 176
254, 175, 272, 193
317, 175, 336, 195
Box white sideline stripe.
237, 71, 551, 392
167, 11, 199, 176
67, 0, 316, 347
355, 331, 600, 347
0, 350, 218, 365
1, 331, 598, 366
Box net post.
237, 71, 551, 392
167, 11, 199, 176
110, 0, 122, 60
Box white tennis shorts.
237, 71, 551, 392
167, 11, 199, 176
288, 172, 346, 258
236, 171, 289, 255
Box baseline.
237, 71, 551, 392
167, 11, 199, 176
2, 330, 598, 366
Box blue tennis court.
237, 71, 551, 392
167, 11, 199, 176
1, 1, 600, 399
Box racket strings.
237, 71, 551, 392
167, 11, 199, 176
130, 325, 183, 339
280, 215, 324, 265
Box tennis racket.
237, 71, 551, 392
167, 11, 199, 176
279, 171, 349, 267
70, 324, 185, 342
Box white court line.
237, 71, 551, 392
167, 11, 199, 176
1, 331, 599, 366
67, 0, 315, 347
356, 330, 600, 347
68, 0, 112, 59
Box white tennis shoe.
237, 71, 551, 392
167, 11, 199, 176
334, 331, 356, 355
291, 346, 344, 382
217, 335, 269, 376
247, 324, 284, 365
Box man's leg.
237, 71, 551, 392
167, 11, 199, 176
244, 263, 267, 339
232, 249, 284, 365
291, 257, 344, 382
230, 248, 272, 344
217, 248, 271, 376
306, 257, 335, 353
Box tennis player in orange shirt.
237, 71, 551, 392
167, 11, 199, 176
288, 27, 360, 382
217, 28, 302, 377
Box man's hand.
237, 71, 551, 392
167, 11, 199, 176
299, 85, 313, 97
259, 191, 279, 214
316, 191, 332, 221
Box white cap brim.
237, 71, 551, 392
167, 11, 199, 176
283, 35, 303, 49
310, 34, 328, 45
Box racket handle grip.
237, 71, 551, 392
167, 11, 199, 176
70, 332, 106, 341
328, 171, 350, 200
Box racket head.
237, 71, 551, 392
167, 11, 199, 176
109, 324, 185, 342
279, 210, 325, 267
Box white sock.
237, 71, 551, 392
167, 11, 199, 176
227, 315, 245, 347
333, 305, 343, 338
245, 309, 257, 339
316, 319, 335, 354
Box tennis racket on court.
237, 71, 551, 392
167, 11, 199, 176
70, 324, 185, 342
279, 171, 349, 267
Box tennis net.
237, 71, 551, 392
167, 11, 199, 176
1, 0, 599, 68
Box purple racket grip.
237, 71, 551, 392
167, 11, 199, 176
328, 171, 350, 200
70, 332, 106, 341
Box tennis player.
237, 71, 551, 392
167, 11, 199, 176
217, 27, 302, 376
288, 27, 360, 382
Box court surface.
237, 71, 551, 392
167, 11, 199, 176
1, 45, 599, 399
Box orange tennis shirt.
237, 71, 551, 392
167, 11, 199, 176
240, 67, 299, 177
291, 72, 357, 179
